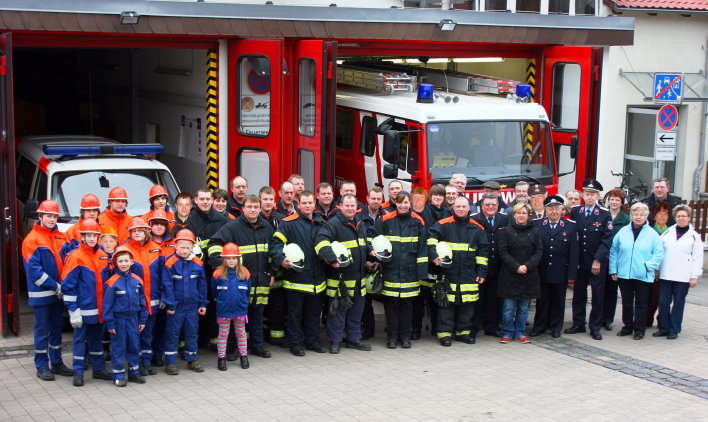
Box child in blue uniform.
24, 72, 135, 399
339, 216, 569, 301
103, 246, 148, 387
161, 229, 208, 375
212, 243, 251, 371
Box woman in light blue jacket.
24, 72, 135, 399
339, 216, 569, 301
609, 202, 664, 340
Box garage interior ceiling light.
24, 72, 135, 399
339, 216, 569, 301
438, 19, 456, 31
120, 11, 140, 25
452, 57, 505, 63
406, 58, 450, 64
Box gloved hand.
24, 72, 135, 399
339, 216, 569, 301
55, 284, 63, 300
68, 309, 83, 328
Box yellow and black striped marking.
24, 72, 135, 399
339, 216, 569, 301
523, 58, 536, 161
206, 49, 219, 191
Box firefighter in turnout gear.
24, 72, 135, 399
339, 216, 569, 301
428, 196, 489, 347
270, 191, 327, 356
208, 195, 275, 359
368, 191, 428, 349
315, 194, 374, 354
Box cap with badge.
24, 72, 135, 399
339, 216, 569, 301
481, 180, 502, 190
582, 178, 603, 193
529, 184, 547, 196
543, 195, 565, 207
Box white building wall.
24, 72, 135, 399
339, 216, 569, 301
597, 10, 708, 200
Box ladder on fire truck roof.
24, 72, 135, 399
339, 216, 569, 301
337, 65, 417, 94
339, 61, 520, 96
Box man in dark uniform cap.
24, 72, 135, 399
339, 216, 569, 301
474, 181, 512, 215
530, 195, 578, 338
528, 184, 547, 220
565, 179, 613, 341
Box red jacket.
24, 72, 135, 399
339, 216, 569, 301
98, 208, 132, 244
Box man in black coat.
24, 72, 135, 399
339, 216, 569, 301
471, 194, 508, 338
530, 195, 579, 338
566, 179, 613, 341
640, 177, 683, 226
187, 188, 229, 348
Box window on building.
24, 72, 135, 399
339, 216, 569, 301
575, 0, 595, 15
549, 0, 570, 14
485, 0, 508, 11
516, 0, 541, 12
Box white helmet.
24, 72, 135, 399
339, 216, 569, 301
371, 235, 393, 262
330, 241, 352, 268
436, 241, 453, 268
284, 243, 305, 272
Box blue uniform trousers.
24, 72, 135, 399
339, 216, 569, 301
140, 313, 157, 366
72, 323, 106, 376
164, 307, 199, 364
326, 294, 365, 342
110, 315, 140, 380
33, 302, 64, 370
151, 309, 167, 362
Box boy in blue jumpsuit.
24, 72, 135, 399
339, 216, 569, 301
103, 246, 149, 387
21, 200, 73, 381
61, 219, 113, 386
162, 229, 208, 375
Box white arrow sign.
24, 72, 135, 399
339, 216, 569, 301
656, 132, 677, 147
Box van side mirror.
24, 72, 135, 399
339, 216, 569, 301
382, 130, 400, 164
383, 163, 398, 179
25, 199, 39, 219
570, 135, 578, 159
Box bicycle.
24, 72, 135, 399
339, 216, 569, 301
608, 170, 648, 204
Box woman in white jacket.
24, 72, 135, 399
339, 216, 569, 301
654, 204, 703, 339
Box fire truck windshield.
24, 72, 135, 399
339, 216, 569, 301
426, 121, 555, 188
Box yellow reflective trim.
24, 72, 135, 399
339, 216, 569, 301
208, 245, 223, 255
358, 238, 366, 246
340, 240, 357, 248
476, 257, 488, 265
416, 257, 428, 263
456, 330, 471, 336
385, 235, 418, 243
284, 280, 326, 294
427, 238, 438, 245
437, 331, 452, 339
271, 280, 284, 288
198, 239, 209, 248
270, 330, 285, 338
274, 232, 287, 244
420, 280, 434, 288
314, 240, 330, 254
447, 242, 468, 251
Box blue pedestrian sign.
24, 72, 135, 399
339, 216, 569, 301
653, 73, 683, 104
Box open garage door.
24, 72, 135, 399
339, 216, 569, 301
0, 33, 20, 335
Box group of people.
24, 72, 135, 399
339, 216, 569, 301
22, 172, 702, 389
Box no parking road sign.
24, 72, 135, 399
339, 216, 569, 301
657, 104, 678, 131
653, 73, 683, 104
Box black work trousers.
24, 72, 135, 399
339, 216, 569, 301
437, 302, 475, 339
571, 266, 606, 332
532, 282, 567, 333
285, 290, 322, 349
383, 296, 413, 341
361, 294, 376, 338
412, 285, 437, 336
470, 275, 501, 335
265, 286, 287, 341
619, 278, 651, 335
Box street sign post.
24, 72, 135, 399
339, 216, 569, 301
653, 73, 683, 104
655, 105, 678, 161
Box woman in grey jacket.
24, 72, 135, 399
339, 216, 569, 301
609, 202, 664, 340
654, 204, 703, 339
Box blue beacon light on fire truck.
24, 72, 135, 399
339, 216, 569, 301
42, 143, 165, 156
416, 83, 434, 104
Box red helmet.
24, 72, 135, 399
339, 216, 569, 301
37, 200, 60, 215
127, 217, 150, 231
149, 209, 169, 224
112, 245, 134, 266
149, 184, 168, 199
78, 219, 101, 234
174, 229, 196, 244
221, 243, 241, 257
80, 194, 101, 210
108, 187, 128, 201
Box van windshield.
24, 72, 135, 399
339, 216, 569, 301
426, 121, 555, 188
52, 170, 180, 220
